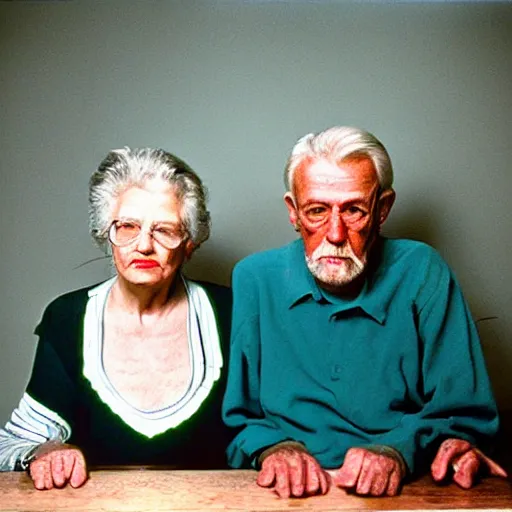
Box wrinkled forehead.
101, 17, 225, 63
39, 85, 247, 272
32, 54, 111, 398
294, 156, 380, 199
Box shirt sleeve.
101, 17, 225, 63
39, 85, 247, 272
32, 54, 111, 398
25, 300, 79, 430
374, 253, 499, 474
0, 299, 77, 471
222, 263, 291, 468
0, 393, 71, 471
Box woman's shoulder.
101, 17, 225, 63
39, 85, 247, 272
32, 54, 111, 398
44, 281, 105, 313
37, 280, 112, 333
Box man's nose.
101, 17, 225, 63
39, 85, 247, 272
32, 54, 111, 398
325, 211, 347, 245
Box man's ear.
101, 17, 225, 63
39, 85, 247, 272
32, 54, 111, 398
284, 192, 299, 229
377, 189, 396, 226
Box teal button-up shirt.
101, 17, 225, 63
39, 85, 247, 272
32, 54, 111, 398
222, 238, 499, 473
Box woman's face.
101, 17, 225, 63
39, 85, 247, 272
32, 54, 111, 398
110, 181, 194, 289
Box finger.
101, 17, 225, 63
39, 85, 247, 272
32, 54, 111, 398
62, 451, 75, 482
453, 450, 480, 489
431, 439, 472, 481
288, 454, 306, 497
386, 467, 402, 497
370, 467, 389, 497
43, 458, 54, 490
319, 468, 330, 495
474, 449, 508, 478
69, 452, 88, 488
305, 458, 320, 495
29, 460, 47, 491
334, 448, 364, 488
273, 460, 291, 498
257, 459, 277, 488
50, 453, 66, 488
355, 454, 374, 495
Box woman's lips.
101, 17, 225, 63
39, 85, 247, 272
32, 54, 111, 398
131, 259, 159, 269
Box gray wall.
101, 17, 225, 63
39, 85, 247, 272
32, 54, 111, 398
1, 1, 511, 424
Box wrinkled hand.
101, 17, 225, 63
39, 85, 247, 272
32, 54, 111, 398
257, 443, 330, 498
29, 441, 88, 490
431, 438, 507, 489
333, 446, 405, 496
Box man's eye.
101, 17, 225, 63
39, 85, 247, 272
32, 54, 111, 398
305, 207, 327, 217
343, 207, 366, 222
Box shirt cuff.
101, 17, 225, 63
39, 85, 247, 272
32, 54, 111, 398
257, 440, 307, 468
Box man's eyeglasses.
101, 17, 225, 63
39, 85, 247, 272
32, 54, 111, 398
108, 219, 185, 250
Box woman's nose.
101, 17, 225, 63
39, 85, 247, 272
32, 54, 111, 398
136, 228, 154, 252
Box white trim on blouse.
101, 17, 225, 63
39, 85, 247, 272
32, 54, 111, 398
82, 275, 223, 438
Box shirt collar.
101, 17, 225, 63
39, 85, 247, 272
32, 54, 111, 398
286, 237, 390, 325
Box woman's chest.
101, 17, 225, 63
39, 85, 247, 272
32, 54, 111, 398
102, 323, 192, 411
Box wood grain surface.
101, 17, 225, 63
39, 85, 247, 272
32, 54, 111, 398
0, 469, 511, 512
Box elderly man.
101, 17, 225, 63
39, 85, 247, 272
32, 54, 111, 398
222, 126, 506, 498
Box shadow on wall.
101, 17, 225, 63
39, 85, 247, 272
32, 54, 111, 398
382, 200, 443, 250
184, 244, 239, 287
474, 319, 511, 412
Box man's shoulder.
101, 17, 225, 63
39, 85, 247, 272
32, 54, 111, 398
235, 239, 301, 274
380, 238, 451, 283
382, 238, 445, 264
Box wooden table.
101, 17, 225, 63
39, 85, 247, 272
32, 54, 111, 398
0, 469, 511, 511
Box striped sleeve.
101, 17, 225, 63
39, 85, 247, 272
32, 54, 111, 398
0, 393, 71, 471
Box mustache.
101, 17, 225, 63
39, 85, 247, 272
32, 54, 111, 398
311, 242, 355, 259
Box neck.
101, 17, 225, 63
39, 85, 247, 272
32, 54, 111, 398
110, 274, 184, 317
318, 272, 366, 300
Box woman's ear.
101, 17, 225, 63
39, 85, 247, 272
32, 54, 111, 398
377, 189, 396, 226
184, 239, 196, 261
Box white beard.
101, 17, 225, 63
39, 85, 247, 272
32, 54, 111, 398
306, 239, 367, 287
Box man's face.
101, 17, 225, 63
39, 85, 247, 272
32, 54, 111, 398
284, 156, 395, 293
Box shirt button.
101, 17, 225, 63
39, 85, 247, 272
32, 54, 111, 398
331, 364, 342, 381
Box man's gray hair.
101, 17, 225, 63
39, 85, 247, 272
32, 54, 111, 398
89, 147, 210, 252
284, 126, 394, 194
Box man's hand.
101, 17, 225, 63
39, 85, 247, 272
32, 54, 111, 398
431, 438, 507, 489
256, 442, 330, 498
28, 441, 88, 490
333, 446, 406, 497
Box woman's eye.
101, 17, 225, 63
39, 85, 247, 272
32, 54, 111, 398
154, 227, 177, 238
118, 222, 139, 231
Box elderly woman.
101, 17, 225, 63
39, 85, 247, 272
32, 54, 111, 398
0, 148, 232, 489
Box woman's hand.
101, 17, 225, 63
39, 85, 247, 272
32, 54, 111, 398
28, 441, 88, 490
